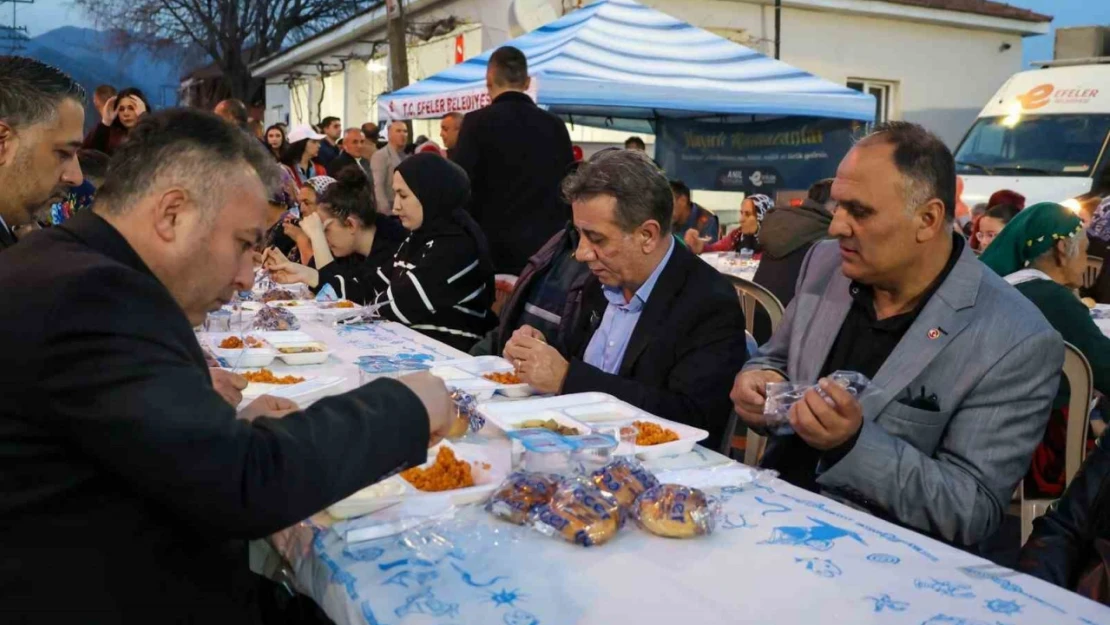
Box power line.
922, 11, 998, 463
0, 0, 34, 54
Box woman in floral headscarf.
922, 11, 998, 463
697, 194, 774, 254
981, 202, 1109, 497
283, 175, 336, 266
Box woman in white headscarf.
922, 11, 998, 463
694, 193, 774, 254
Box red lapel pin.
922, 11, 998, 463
927, 328, 942, 340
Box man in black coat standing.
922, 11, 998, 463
0, 56, 86, 252
503, 150, 748, 448
452, 46, 574, 275
0, 109, 454, 622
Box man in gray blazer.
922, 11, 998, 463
370, 120, 408, 214
732, 122, 1062, 547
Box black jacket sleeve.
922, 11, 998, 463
316, 256, 375, 304
1019, 432, 1110, 588
451, 114, 483, 219
42, 266, 429, 539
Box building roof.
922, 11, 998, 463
881, 0, 1051, 23
379, 0, 876, 123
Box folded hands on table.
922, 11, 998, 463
502, 324, 567, 394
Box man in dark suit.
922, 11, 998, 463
0, 56, 86, 252
327, 126, 371, 177
0, 108, 454, 622
452, 46, 574, 275
503, 150, 748, 446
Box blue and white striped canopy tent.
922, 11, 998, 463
377, 0, 874, 127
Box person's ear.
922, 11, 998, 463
523, 76, 532, 92
0, 121, 18, 167
1055, 240, 1071, 267
916, 198, 947, 243
639, 220, 663, 253
151, 188, 191, 243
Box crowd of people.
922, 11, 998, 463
4, 45, 1110, 621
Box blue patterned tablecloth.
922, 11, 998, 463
270, 447, 1110, 625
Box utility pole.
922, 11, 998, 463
774, 0, 781, 60
0, 0, 33, 54
386, 0, 412, 134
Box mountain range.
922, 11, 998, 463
18, 27, 187, 128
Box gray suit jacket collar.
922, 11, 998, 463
802, 243, 983, 420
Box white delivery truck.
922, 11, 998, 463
954, 60, 1110, 211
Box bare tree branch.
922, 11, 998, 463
75, 0, 381, 101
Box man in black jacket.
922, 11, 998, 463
327, 127, 371, 177
0, 109, 453, 622
451, 46, 574, 275
504, 150, 748, 447
0, 56, 86, 252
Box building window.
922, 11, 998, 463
847, 79, 895, 124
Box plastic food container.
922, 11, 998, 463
274, 341, 332, 366
512, 431, 575, 475
568, 433, 618, 473
209, 334, 277, 368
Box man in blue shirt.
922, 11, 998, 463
670, 180, 720, 244
503, 150, 748, 447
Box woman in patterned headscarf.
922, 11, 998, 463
699, 193, 775, 254
982, 202, 1108, 497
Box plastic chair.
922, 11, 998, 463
1085, 255, 1103, 290
719, 276, 784, 465
1019, 342, 1093, 544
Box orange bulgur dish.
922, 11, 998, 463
401, 446, 475, 492
242, 368, 304, 385
633, 420, 679, 446
483, 371, 522, 385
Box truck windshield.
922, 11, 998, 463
954, 114, 1110, 177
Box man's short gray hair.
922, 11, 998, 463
444, 112, 464, 123
858, 121, 957, 222
96, 108, 281, 217
562, 149, 673, 234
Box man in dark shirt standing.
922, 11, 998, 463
316, 115, 342, 166
0, 56, 85, 252
730, 122, 1062, 547
452, 46, 574, 275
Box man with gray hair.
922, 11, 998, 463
503, 149, 747, 446
731, 121, 1062, 547
0, 108, 454, 619
0, 56, 85, 251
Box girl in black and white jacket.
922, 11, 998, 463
371, 153, 496, 351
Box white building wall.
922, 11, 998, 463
257, 0, 1029, 149
647, 0, 1025, 147
263, 83, 291, 126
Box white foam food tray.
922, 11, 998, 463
273, 341, 333, 366
240, 373, 346, 406
316, 301, 365, 323
484, 409, 589, 436
478, 392, 709, 459
429, 356, 534, 398
242, 300, 320, 317
206, 333, 277, 368
327, 440, 505, 519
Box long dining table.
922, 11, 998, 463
203, 315, 1110, 625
